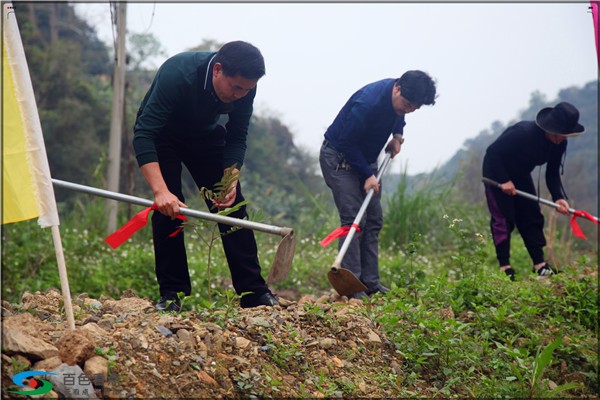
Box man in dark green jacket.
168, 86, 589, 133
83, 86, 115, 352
133, 41, 278, 311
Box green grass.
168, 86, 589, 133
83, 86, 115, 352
1, 178, 597, 397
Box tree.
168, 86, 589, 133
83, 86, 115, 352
187, 38, 222, 52
127, 32, 167, 71
14, 3, 112, 200
13, 9, 331, 227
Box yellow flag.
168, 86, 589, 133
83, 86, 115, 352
2, 3, 59, 227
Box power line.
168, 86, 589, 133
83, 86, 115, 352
140, 2, 157, 34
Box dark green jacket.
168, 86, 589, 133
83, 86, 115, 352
132, 51, 256, 169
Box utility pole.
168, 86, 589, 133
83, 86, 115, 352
107, 2, 127, 233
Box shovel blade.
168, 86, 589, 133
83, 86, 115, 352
327, 267, 368, 296
267, 231, 296, 284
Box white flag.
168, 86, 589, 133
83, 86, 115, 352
2, 2, 59, 227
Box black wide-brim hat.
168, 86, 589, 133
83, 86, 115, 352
535, 102, 585, 137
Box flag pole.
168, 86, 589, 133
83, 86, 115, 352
3, 2, 75, 331
51, 226, 75, 330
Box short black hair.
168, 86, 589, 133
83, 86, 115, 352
214, 41, 266, 80
395, 70, 437, 106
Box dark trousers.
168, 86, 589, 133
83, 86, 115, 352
484, 176, 546, 266
152, 132, 268, 298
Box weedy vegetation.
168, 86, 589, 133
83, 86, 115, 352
1, 172, 597, 397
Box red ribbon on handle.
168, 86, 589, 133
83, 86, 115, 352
569, 209, 599, 240
319, 224, 361, 247
105, 204, 186, 249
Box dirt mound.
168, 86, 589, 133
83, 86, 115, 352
2, 288, 408, 398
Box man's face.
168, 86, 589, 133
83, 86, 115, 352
392, 84, 420, 116
212, 63, 258, 103
545, 131, 567, 144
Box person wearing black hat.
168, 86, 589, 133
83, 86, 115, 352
482, 102, 585, 280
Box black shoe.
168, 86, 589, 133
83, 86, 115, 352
533, 263, 559, 277
240, 292, 279, 308
366, 284, 391, 296
347, 291, 369, 300
155, 292, 181, 312
531, 263, 560, 277
503, 268, 516, 281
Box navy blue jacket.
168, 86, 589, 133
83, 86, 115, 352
324, 79, 405, 181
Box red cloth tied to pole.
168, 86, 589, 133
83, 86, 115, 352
569, 209, 599, 240
320, 224, 360, 247
105, 204, 186, 249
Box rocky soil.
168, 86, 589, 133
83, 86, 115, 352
1, 289, 416, 399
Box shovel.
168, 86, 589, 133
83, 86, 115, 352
327, 152, 394, 296
482, 177, 599, 223
51, 179, 295, 284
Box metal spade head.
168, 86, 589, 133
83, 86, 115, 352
327, 266, 367, 297
267, 231, 296, 284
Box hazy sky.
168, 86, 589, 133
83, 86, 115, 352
75, 2, 598, 175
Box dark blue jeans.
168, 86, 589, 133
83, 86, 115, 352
151, 131, 269, 298
319, 141, 384, 291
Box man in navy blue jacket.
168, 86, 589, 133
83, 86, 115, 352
320, 71, 437, 297
482, 102, 585, 280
